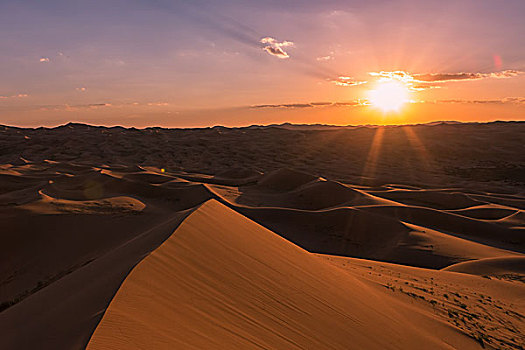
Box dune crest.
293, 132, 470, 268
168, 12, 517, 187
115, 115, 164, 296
87, 200, 481, 350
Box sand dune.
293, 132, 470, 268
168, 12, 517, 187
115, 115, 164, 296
86, 200, 482, 349
322, 254, 525, 349
357, 205, 524, 251
0, 188, 192, 349
497, 210, 525, 228
255, 168, 320, 191
234, 179, 391, 210
1, 122, 524, 349
235, 206, 518, 268
370, 189, 485, 210
443, 256, 525, 280
448, 204, 519, 220
467, 194, 525, 210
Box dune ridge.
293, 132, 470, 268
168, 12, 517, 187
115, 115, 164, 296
86, 200, 483, 350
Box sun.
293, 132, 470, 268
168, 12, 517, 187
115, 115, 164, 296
368, 81, 410, 112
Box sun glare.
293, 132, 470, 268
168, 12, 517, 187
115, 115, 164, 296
368, 81, 410, 112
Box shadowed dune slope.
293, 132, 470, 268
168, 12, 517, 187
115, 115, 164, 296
255, 168, 319, 192
370, 189, 485, 210
87, 200, 480, 350
235, 180, 391, 210
0, 207, 189, 350
236, 206, 517, 269
448, 205, 519, 220
237, 206, 411, 257
356, 205, 524, 251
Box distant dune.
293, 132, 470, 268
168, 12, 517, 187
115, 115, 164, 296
0, 121, 523, 349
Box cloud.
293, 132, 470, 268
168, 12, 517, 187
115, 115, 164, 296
252, 103, 312, 109
260, 37, 294, 59
412, 70, 522, 82
255, 97, 525, 108
316, 54, 334, 61
369, 71, 414, 83
39, 57, 50, 63
37, 103, 112, 112
435, 97, 525, 105
250, 100, 367, 109
365, 70, 525, 93
87, 103, 111, 108
368, 70, 524, 90
411, 84, 441, 91
331, 76, 367, 87
76, 87, 87, 92
146, 102, 170, 106
34, 101, 173, 112
333, 101, 364, 107
0, 93, 28, 99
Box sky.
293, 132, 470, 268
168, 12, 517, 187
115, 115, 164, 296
1, 0, 524, 127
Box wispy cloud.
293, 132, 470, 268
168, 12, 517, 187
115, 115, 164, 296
331, 76, 367, 87
37, 103, 112, 112
412, 70, 522, 82
250, 100, 367, 109
316, 54, 334, 61
434, 97, 525, 105
34, 101, 171, 112
368, 70, 524, 91
146, 102, 170, 106
39, 57, 50, 63
250, 97, 525, 109
260, 37, 294, 59
0, 93, 28, 99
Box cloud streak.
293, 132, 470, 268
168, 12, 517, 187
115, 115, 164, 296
367, 70, 524, 91
250, 100, 366, 109
250, 97, 525, 110
435, 97, 525, 105
331, 76, 367, 87
260, 37, 294, 59
412, 70, 522, 82
0, 94, 28, 99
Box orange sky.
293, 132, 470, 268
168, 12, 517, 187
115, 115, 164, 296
1, 0, 524, 127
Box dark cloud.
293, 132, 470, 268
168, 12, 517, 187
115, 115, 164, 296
251, 103, 312, 109
262, 46, 289, 58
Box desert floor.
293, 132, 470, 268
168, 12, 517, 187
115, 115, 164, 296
0, 121, 524, 349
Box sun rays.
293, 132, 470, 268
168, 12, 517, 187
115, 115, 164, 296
367, 79, 411, 113
360, 126, 434, 185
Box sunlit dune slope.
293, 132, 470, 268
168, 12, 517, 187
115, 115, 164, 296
322, 254, 525, 349
87, 200, 480, 350
235, 205, 518, 269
